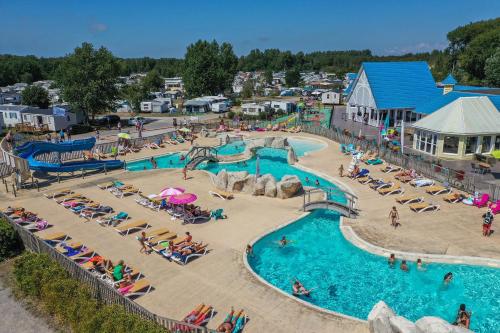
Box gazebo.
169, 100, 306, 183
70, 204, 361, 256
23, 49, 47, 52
411, 96, 500, 160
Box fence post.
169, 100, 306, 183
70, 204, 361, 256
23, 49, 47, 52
4, 181, 8, 193
11, 183, 16, 197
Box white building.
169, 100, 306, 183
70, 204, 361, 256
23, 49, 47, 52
0, 105, 77, 131
321, 91, 341, 105
242, 103, 268, 116
268, 100, 295, 113
211, 102, 229, 113
164, 77, 184, 92
140, 98, 171, 113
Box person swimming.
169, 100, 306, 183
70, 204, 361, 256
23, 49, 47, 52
292, 279, 310, 297
388, 253, 396, 268
453, 304, 471, 329
305, 177, 310, 184
279, 236, 289, 247
315, 179, 320, 186
400, 260, 409, 272
443, 272, 453, 285
416, 258, 426, 271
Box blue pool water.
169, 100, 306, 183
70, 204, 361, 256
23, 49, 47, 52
248, 210, 500, 333
287, 137, 326, 157
127, 139, 500, 332
216, 141, 246, 155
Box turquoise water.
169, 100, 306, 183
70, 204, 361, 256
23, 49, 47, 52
216, 141, 246, 155
248, 210, 500, 333
287, 137, 326, 157
126, 140, 500, 332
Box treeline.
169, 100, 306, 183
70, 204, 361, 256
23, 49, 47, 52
0, 18, 498, 87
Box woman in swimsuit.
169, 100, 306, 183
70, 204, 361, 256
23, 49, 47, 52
454, 304, 471, 328
389, 206, 399, 227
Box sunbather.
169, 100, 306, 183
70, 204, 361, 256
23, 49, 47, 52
217, 308, 244, 333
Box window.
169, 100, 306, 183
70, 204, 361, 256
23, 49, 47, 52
443, 136, 459, 154
495, 136, 500, 151
9, 112, 17, 119
415, 130, 437, 155
481, 136, 492, 153
465, 136, 478, 154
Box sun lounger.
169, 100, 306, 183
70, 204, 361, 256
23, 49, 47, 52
409, 202, 440, 213
425, 186, 452, 196
112, 186, 140, 198
55, 194, 85, 203
381, 165, 402, 173
143, 228, 170, 240
443, 193, 464, 203
378, 185, 403, 196
44, 188, 73, 199
410, 179, 434, 187
370, 181, 393, 190
209, 189, 234, 200
178, 304, 215, 328
473, 193, 490, 208
219, 310, 247, 333
172, 244, 209, 265
55, 242, 83, 254
96, 211, 129, 226
80, 206, 114, 219
70, 248, 97, 263
365, 158, 383, 165
114, 220, 150, 235
396, 175, 415, 183
183, 211, 211, 225
146, 232, 177, 247
23, 219, 49, 232
150, 236, 183, 252
396, 195, 424, 205
97, 181, 115, 189
40, 232, 69, 244
121, 279, 152, 298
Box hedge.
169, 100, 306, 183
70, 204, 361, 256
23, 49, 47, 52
0, 218, 23, 261
13, 253, 168, 333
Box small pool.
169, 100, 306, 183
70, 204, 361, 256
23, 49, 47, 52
288, 137, 326, 157
216, 141, 246, 155
126, 153, 184, 171
249, 210, 500, 333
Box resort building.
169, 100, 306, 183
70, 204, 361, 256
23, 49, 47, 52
411, 96, 500, 160
346, 61, 440, 127
164, 77, 184, 92
321, 90, 341, 105
0, 104, 78, 131
241, 103, 268, 116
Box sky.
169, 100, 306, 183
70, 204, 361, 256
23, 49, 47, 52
0, 0, 499, 58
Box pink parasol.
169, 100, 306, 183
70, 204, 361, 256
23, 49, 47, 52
158, 187, 185, 198
168, 193, 197, 205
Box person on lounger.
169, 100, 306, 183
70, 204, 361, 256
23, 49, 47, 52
113, 260, 127, 281
217, 308, 243, 333
292, 279, 310, 297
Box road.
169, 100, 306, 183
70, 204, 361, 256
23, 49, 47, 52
74, 112, 221, 142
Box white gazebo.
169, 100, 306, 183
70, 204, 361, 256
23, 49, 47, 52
411, 96, 500, 160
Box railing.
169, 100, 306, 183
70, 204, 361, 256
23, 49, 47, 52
301, 124, 500, 201
3, 213, 217, 333
0, 137, 30, 184
303, 186, 359, 218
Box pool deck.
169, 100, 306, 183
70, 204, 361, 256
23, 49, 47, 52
4, 131, 499, 333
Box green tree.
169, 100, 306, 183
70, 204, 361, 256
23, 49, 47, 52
56, 42, 120, 122
21, 85, 50, 108
264, 70, 273, 85
241, 80, 254, 99
183, 40, 238, 97
121, 83, 148, 113
285, 68, 301, 87
142, 69, 163, 92
485, 48, 500, 86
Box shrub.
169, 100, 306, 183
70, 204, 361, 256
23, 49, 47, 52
13, 253, 168, 333
0, 218, 23, 261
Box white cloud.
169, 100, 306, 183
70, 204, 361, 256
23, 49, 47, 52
89, 22, 108, 33
382, 41, 448, 55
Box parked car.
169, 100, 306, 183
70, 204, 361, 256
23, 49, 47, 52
128, 116, 148, 126
94, 115, 121, 127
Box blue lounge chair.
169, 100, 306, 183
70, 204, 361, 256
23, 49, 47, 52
210, 208, 226, 220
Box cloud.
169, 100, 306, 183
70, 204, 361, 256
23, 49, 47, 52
257, 36, 270, 43
89, 22, 108, 33
382, 41, 448, 55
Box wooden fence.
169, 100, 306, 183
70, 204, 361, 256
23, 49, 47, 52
3, 213, 217, 333
301, 124, 499, 200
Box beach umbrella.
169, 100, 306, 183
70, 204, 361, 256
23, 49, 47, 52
118, 132, 131, 139
179, 127, 191, 133
168, 193, 197, 205
158, 187, 185, 198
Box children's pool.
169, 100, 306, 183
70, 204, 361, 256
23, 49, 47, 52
248, 209, 500, 333
214, 137, 326, 157
216, 141, 246, 155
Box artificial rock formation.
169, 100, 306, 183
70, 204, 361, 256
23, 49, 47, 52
276, 175, 303, 199
368, 301, 473, 333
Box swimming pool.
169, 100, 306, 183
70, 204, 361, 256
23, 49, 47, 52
248, 209, 500, 332
216, 141, 246, 155
214, 137, 326, 157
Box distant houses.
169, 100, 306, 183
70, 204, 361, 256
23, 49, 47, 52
0, 104, 78, 131
242, 103, 268, 116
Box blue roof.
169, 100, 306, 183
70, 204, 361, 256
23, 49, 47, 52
454, 85, 496, 91
415, 91, 500, 115
343, 81, 354, 96
346, 73, 357, 81
360, 61, 441, 110
441, 74, 457, 85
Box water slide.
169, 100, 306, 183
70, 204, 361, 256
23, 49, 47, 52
15, 137, 124, 172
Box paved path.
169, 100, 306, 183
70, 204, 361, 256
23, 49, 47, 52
0, 275, 55, 333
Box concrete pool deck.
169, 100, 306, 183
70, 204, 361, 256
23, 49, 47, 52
4, 131, 499, 333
